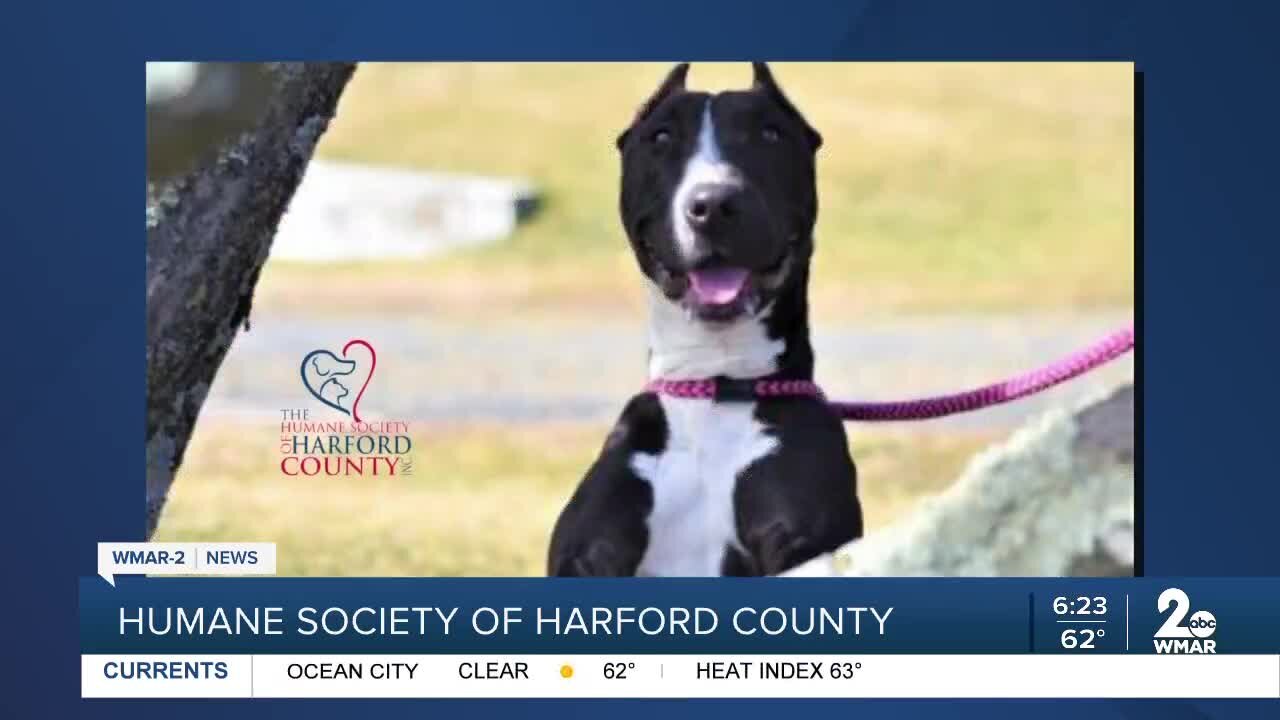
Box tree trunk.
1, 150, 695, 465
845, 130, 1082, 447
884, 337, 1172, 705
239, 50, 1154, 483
788, 383, 1135, 577
145, 63, 357, 538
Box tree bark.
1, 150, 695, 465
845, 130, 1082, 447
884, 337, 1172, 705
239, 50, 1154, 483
788, 383, 1135, 577
145, 63, 357, 538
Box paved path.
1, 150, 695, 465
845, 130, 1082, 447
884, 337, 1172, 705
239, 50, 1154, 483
203, 310, 1134, 432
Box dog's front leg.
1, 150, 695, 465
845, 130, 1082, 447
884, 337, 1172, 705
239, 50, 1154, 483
546, 466, 650, 576
547, 446, 652, 576
548, 396, 663, 577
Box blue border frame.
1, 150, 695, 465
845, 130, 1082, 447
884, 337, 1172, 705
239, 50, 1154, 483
5, 0, 1280, 717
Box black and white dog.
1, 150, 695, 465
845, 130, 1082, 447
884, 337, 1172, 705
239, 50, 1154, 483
548, 63, 862, 577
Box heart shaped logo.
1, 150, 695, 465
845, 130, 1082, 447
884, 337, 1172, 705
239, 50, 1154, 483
299, 339, 377, 422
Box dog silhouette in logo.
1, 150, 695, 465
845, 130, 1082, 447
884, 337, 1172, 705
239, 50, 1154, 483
301, 350, 360, 415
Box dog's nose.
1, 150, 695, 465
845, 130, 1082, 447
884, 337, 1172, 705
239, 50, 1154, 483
684, 182, 741, 232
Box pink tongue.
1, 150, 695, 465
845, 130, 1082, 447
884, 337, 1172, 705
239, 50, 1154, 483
688, 267, 750, 305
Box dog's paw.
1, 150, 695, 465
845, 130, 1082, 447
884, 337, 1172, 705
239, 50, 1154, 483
751, 521, 826, 576
549, 540, 636, 577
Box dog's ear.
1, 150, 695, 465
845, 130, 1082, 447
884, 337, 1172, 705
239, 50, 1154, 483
752, 62, 823, 151
616, 63, 690, 151
751, 62, 780, 93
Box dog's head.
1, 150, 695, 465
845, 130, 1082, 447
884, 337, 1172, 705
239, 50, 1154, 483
617, 62, 822, 324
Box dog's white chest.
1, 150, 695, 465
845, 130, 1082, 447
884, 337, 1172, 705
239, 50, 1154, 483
630, 395, 778, 576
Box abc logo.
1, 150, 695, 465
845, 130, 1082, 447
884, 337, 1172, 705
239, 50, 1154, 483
1187, 610, 1217, 639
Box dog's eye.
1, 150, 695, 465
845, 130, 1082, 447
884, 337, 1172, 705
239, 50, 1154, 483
651, 128, 672, 145
761, 125, 782, 143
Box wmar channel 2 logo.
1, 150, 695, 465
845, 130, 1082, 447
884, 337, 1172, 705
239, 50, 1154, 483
278, 339, 414, 478
1153, 587, 1217, 654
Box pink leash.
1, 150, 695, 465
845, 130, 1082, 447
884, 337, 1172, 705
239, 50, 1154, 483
647, 324, 1135, 422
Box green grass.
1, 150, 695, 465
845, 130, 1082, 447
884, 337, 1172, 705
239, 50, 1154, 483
156, 421, 995, 576
258, 62, 1134, 317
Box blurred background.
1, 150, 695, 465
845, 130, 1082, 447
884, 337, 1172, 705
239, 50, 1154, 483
152, 63, 1134, 576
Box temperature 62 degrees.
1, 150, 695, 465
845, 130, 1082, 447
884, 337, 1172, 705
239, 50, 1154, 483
1061, 627, 1105, 650
603, 662, 635, 679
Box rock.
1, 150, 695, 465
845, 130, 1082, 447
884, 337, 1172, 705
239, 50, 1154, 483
788, 383, 1134, 577
271, 160, 541, 262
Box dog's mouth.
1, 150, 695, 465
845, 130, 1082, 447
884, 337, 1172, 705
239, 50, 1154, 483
631, 216, 798, 323
685, 265, 753, 322
689, 266, 750, 305
656, 246, 795, 324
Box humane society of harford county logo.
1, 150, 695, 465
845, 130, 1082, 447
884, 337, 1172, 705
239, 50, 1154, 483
277, 339, 414, 477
